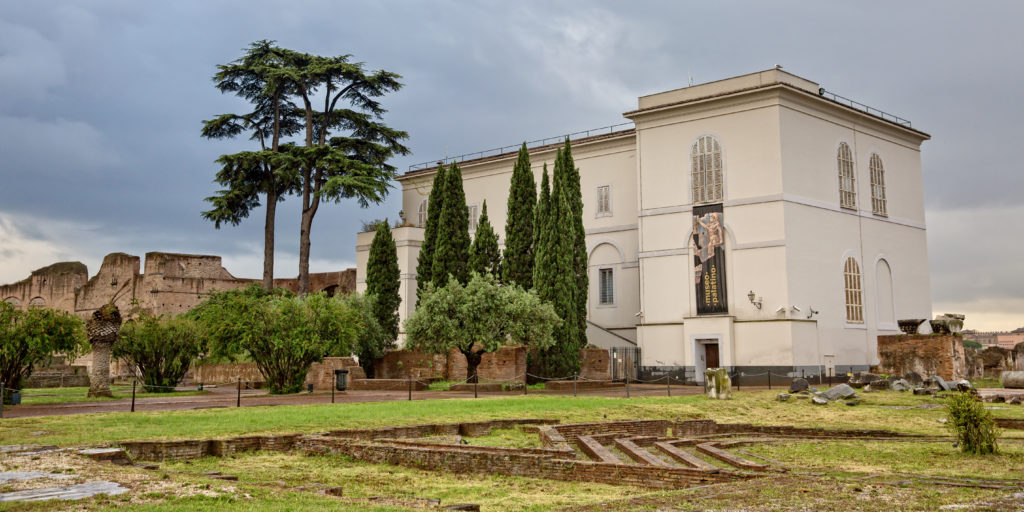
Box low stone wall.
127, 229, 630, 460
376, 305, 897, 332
374, 346, 527, 384
325, 419, 558, 440
348, 379, 428, 391
121, 434, 299, 461
579, 348, 611, 381
192, 357, 364, 390
296, 436, 750, 489
995, 418, 1024, 430
876, 334, 965, 381
544, 380, 618, 391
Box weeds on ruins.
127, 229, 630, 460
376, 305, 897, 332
0, 301, 86, 401
946, 390, 999, 454
114, 313, 204, 393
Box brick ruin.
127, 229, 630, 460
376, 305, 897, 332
875, 334, 966, 381
1, 251, 355, 376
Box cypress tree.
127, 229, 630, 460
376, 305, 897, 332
534, 151, 582, 377
469, 201, 500, 277
431, 163, 471, 286
415, 165, 447, 303
502, 143, 536, 288
534, 163, 551, 255
366, 221, 401, 342
560, 138, 589, 348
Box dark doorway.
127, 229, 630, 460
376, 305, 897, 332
705, 343, 720, 369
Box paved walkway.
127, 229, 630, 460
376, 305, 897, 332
1, 383, 708, 418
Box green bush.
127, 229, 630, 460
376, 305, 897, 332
946, 391, 998, 454
190, 285, 360, 394
962, 340, 982, 349
115, 313, 204, 393
0, 302, 86, 399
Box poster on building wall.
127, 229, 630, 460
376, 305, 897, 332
693, 203, 727, 315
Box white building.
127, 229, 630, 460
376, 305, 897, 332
356, 68, 932, 383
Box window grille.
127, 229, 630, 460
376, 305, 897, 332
838, 143, 857, 209
869, 153, 887, 216
468, 204, 479, 231
417, 200, 428, 227
844, 257, 864, 323
599, 268, 614, 305
596, 185, 611, 215
691, 136, 723, 204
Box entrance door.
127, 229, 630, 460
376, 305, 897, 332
705, 343, 720, 369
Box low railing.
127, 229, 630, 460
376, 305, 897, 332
818, 88, 912, 128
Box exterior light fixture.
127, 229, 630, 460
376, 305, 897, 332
747, 290, 762, 310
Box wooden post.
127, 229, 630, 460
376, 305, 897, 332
625, 374, 630, 398
408, 375, 412, 401
131, 381, 136, 412
474, 375, 478, 398
573, 373, 577, 397
331, 374, 335, 404
768, 371, 772, 390
236, 378, 241, 408
666, 375, 671, 397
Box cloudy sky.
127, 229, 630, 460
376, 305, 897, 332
1, 1, 1021, 330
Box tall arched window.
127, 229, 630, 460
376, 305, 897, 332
28, 297, 46, 310
691, 135, 723, 204
876, 258, 895, 326
837, 142, 856, 209
869, 153, 887, 216
417, 199, 428, 227
844, 257, 864, 324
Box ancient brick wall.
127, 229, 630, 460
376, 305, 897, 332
192, 357, 364, 390
0, 261, 88, 313
579, 348, 611, 381
446, 346, 526, 384
373, 350, 448, 380
875, 334, 965, 380
374, 346, 527, 384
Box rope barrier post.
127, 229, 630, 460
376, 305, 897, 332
331, 374, 335, 404
408, 375, 412, 401
736, 372, 741, 392
767, 371, 771, 390
474, 374, 478, 398
236, 378, 241, 408
573, 373, 577, 397
829, 368, 832, 387
625, 374, 630, 398
1, 381, 4, 418
131, 381, 136, 413
666, 374, 671, 397
523, 375, 528, 396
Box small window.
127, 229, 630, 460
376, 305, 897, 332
691, 135, 723, 204
467, 204, 479, 231
869, 153, 887, 216
844, 257, 864, 324
417, 200, 428, 227
596, 185, 611, 216
599, 268, 614, 305
837, 142, 857, 209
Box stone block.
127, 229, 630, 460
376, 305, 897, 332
704, 368, 731, 399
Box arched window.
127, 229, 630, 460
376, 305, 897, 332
417, 199, 428, 227
3, 297, 21, 309
691, 135, 723, 204
28, 297, 46, 310
844, 257, 864, 324
837, 142, 856, 209
876, 258, 895, 326
869, 153, 887, 216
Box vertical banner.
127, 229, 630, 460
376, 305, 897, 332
693, 204, 727, 315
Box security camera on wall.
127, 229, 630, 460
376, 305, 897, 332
776, 306, 787, 314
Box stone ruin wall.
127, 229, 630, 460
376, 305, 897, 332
875, 334, 965, 381
1, 251, 356, 375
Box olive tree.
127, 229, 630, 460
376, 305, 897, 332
190, 285, 360, 394
0, 302, 86, 400
404, 273, 559, 382
114, 313, 205, 393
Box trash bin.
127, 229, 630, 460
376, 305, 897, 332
335, 369, 349, 391
10, 391, 21, 406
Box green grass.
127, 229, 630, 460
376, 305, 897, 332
971, 378, 1003, 389
426, 380, 452, 391
15, 386, 209, 405
2, 390, 1022, 448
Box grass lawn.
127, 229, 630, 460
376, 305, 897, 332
2, 389, 1022, 448
15, 386, 209, 406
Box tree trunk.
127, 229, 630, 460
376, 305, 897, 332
87, 340, 114, 398
298, 207, 313, 294
463, 348, 485, 383
262, 189, 278, 291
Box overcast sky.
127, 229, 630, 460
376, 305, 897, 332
1, 1, 1022, 331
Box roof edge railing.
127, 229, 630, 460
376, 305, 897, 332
818, 88, 912, 128
407, 122, 635, 172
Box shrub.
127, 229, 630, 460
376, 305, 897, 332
0, 302, 86, 400
946, 391, 998, 454
190, 285, 359, 394
114, 313, 204, 393
337, 292, 392, 378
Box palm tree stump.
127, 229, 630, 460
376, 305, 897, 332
86, 304, 122, 398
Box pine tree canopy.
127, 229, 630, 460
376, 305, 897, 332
366, 221, 401, 341
415, 164, 447, 303
431, 163, 471, 287
502, 142, 536, 289
469, 201, 501, 277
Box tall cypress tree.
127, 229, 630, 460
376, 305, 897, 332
534, 163, 551, 255
560, 138, 589, 348
366, 221, 401, 343
534, 150, 582, 377
431, 163, 470, 286
415, 165, 447, 303
469, 201, 501, 277
502, 143, 536, 288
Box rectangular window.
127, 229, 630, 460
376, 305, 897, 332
599, 268, 614, 305
467, 204, 479, 231
596, 185, 611, 216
